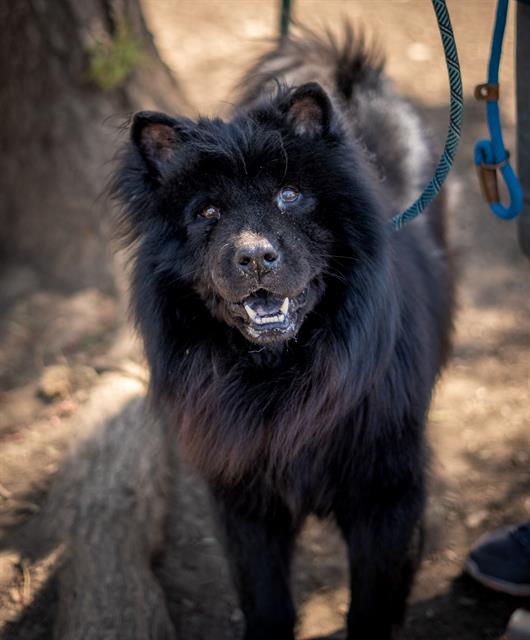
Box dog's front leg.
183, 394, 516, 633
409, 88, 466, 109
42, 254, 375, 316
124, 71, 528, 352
211, 490, 300, 640
334, 476, 425, 640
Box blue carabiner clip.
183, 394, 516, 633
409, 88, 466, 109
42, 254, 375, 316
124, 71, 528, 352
474, 0, 523, 220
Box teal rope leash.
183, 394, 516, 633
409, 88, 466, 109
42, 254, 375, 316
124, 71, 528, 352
474, 0, 523, 219
392, 0, 464, 230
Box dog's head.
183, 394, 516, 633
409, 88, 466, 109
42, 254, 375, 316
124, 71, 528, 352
117, 83, 386, 346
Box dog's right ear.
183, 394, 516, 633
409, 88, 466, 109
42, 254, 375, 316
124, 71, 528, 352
131, 111, 182, 177
285, 83, 333, 138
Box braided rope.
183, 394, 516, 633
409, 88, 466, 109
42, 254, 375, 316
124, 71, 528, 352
391, 0, 463, 230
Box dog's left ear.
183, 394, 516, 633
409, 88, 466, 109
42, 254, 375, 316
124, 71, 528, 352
285, 83, 333, 137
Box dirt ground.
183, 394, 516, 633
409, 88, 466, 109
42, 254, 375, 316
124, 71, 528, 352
0, 1, 529, 639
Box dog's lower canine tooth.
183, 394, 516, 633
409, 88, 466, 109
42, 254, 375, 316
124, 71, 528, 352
244, 304, 257, 320
281, 297, 289, 314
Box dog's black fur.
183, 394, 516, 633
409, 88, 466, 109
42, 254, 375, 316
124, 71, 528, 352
113, 28, 453, 640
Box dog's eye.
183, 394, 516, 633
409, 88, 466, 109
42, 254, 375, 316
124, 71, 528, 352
278, 186, 301, 205
199, 205, 221, 220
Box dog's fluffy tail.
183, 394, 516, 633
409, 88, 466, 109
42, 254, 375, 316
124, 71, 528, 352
237, 23, 385, 109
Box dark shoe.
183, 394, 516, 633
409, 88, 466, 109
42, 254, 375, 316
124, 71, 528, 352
466, 522, 530, 596
506, 609, 530, 640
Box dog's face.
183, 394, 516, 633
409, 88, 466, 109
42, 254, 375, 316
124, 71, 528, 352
126, 84, 381, 345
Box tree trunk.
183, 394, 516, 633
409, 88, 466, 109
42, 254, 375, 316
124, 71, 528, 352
0, 0, 189, 293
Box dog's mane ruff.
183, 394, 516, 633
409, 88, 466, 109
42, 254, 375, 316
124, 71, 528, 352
133, 181, 403, 488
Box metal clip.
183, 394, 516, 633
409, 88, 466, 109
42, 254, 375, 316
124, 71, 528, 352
474, 83, 499, 101
476, 154, 510, 204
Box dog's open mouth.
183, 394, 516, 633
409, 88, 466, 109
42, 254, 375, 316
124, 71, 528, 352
237, 288, 308, 341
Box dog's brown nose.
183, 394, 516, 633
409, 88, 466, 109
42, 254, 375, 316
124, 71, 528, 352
235, 241, 280, 275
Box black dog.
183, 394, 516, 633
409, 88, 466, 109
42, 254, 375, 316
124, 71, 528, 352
113, 28, 453, 640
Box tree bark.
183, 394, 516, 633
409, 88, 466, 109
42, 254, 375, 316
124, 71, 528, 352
0, 0, 189, 293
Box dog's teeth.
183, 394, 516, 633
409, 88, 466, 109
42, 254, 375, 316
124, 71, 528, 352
252, 314, 286, 326
244, 304, 257, 320
281, 297, 289, 314
248, 311, 287, 326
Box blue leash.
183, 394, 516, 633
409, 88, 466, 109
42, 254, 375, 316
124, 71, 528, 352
474, 0, 523, 219
391, 0, 463, 230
